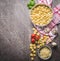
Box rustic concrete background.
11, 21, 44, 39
0, 0, 60, 61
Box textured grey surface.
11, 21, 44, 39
0, 0, 60, 61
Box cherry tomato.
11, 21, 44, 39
35, 35, 40, 40
31, 34, 36, 39
31, 38, 35, 43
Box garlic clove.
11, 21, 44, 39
51, 42, 57, 47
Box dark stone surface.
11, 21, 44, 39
0, 0, 60, 61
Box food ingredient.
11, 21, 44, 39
30, 43, 36, 61
31, 34, 36, 39
31, 38, 35, 43
27, 0, 35, 9
51, 42, 57, 47
35, 35, 40, 40
30, 4, 53, 26
30, 28, 50, 60
40, 47, 51, 59
31, 57, 34, 60
31, 33, 40, 44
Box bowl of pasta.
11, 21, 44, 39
30, 4, 53, 27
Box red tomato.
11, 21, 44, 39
31, 34, 36, 39
31, 38, 35, 43
35, 35, 40, 40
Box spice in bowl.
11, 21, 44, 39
38, 45, 52, 60
30, 4, 53, 26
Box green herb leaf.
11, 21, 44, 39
30, 1, 35, 6
28, 5, 33, 9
